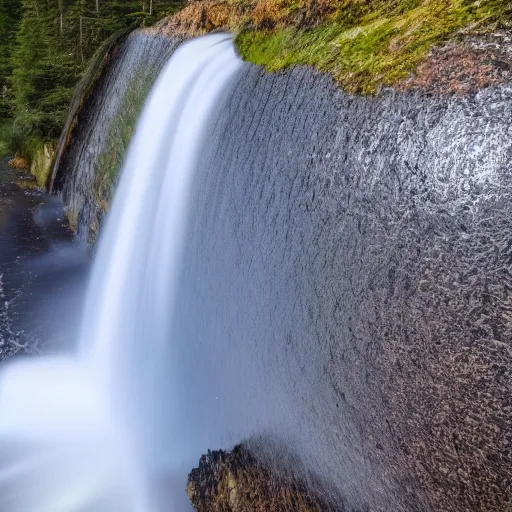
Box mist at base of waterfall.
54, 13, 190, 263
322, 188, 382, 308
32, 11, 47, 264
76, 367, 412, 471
0, 357, 145, 511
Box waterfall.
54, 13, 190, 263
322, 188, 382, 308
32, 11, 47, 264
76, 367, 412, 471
0, 34, 242, 511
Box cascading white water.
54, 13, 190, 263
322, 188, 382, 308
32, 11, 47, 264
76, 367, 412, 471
0, 34, 242, 511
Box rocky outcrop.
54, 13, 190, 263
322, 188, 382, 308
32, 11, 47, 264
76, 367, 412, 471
399, 31, 512, 95
50, 30, 133, 193
187, 445, 338, 512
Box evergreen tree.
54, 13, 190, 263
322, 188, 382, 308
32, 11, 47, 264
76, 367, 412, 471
11, 0, 80, 138
0, 0, 22, 118
7, 0, 184, 145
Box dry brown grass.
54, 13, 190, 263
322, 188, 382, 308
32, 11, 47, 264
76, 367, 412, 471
148, 1, 247, 36
8, 154, 29, 170
149, 0, 340, 36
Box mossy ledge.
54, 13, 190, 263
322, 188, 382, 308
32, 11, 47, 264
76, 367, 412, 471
155, 0, 511, 94
50, 29, 133, 193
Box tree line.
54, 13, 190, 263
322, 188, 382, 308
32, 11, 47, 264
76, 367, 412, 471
0, 0, 183, 154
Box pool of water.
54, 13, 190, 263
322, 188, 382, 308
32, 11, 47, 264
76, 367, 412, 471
0, 158, 88, 358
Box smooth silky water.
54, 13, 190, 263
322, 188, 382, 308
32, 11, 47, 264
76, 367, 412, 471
0, 35, 243, 511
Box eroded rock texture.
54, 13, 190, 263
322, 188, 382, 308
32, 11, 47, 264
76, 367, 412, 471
400, 31, 512, 95
185, 65, 512, 511
187, 445, 337, 512
55, 31, 512, 512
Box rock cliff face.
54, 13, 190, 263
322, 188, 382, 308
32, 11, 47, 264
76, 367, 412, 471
52, 24, 512, 512
51, 31, 182, 241
31, 142, 55, 187
180, 63, 512, 512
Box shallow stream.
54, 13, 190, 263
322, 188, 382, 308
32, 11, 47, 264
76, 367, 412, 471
0, 157, 87, 358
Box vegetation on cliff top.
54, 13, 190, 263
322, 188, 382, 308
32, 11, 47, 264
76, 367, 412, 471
163, 0, 511, 94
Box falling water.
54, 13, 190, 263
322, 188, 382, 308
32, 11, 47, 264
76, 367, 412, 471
0, 34, 242, 511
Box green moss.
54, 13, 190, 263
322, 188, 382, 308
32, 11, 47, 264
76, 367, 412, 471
30, 141, 55, 187
94, 67, 155, 207
0, 122, 12, 157
51, 29, 132, 191
235, 0, 510, 93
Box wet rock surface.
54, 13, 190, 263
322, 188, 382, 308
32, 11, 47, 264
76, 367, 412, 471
187, 445, 339, 512
53, 31, 182, 242
179, 64, 512, 512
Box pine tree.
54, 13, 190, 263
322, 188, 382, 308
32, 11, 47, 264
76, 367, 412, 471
8, 0, 185, 144
11, 0, 81, 138
0, 0, 22, 118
